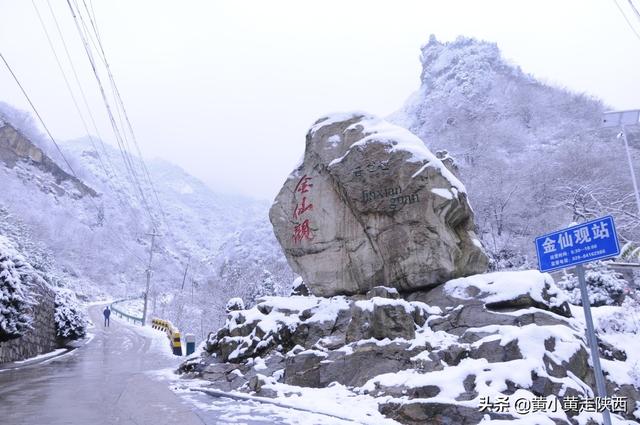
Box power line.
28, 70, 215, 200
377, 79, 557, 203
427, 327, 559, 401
65, 0, 159, 229
31, 0, 113, 182
627, 0, 640, 22
73, 0, 168, 225
64, 1, 182, 271
40, 0, 144, 226
45, 0, 116, 171
84, 0, 101, 46
1, 53, 79, 178
0, 51, 145, 264
65, 0, 149, 198
613, 0, 640, 42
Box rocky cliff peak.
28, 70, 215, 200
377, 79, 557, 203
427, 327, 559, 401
419, 35, 528, 97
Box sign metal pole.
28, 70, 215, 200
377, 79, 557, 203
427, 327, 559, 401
576, 264, 612, 425
535, 216, 621, 425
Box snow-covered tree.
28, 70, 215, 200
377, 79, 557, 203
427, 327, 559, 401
556, 261, 628, 306
0, 236, 34, 342
53, 288, 87, 340
486, 247, 530, 272
246, 271, 279, 306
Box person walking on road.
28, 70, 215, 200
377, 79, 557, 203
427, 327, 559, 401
103, 306, 111, 327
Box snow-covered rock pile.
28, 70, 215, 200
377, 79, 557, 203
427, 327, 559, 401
180, 270, 640, 424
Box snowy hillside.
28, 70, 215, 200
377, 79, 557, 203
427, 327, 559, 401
390, 36, 640, 268
0, 102, 293, 335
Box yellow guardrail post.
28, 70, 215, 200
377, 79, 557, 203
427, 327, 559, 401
171, 330, 182, 356
151, 317, 183, 356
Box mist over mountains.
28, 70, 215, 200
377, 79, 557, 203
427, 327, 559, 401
0, 102, 293, 335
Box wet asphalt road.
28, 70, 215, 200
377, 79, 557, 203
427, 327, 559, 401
0, 305, 350, 425
0, 305, 206, 425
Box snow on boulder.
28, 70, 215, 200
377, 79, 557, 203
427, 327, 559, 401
225, 297, 245, 313
408, 269, 572, 319
269, 112, 488, 297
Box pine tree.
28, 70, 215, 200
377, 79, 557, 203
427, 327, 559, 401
54, 288, 87, 340
556, 261, 628, 306
0, 236, 34, 342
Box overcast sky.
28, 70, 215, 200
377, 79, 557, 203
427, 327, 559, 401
1, 1, 640, 200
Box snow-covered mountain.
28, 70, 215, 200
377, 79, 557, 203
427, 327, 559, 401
0, 102, 293, 334
390, 36, 640, 267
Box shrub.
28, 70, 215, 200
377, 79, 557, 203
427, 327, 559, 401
54, 288, 87, 340
556, 261, 627, 306
0, 236, 34, 341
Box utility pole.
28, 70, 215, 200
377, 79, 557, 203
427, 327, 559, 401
142, 228, 160, 325
602, 110, 640, 215
180, 256, 191, 291
191, 278, 196, 304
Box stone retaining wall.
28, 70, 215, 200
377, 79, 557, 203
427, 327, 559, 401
0, 282, 59, 363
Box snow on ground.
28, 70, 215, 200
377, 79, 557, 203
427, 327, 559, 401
148, 352, 394, 425
112, 298, 144, 318
169, 374, 398, 425
0, 349, 67, 370
177, 388, 367, 425
254, 380, 397, 425
110, 312, 180, 361
570, 303, 640, 389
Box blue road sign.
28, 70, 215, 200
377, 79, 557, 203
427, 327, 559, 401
535, 216, 620, 273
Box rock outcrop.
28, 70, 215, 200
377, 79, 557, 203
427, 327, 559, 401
180, 271, 640, 424
0, 123, 97, 199
269, 113, 487, 297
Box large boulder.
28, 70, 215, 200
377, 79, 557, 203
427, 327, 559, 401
269, 112, 487, 297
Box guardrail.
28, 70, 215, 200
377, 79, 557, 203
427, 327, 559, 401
110, 298, 144, 326
151, 318, 183, 356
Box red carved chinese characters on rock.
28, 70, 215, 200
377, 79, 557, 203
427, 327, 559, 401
293, 219, 313, 244
294, 175, 313, 194
293, 196, 313, 219
292, 174, 315, 243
